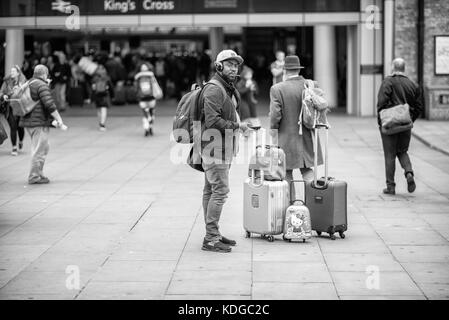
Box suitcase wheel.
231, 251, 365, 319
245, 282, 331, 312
316, 231, 322, 237
282, 234, 287, 241
339, 232, 346, 239
267, 235, 275, 242
245, 231, 251, 238
329, 233, 337, 241
303, 239, 306, 243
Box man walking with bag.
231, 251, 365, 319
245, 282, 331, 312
199, 50, 249, 253
269, 55, 323, 185
377, 58, 424, 195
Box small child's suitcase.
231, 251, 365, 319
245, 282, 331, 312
283, 181, 312, 243
305, 124, 348, 240
244, 170, 289, 242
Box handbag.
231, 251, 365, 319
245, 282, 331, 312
151, 77, 163, 100
379, 78, 413, 135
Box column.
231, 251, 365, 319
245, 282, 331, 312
5, 29, 24, 75
383, 0, 395, 77
209, 27, 224, 61
347, 25, 361, 115
313, 25, 338, 108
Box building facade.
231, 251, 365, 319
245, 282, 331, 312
0, 0, 448, 118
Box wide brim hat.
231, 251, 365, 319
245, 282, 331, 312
216, 49, 244, 65
284, 55, 305, 70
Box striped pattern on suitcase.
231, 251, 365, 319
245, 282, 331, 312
243, 177, 289, 240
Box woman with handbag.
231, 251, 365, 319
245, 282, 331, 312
0, 65, 27, 156
377, 58, 424, 195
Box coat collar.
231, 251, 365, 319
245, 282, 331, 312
213, 73, 236, 92
285, 75, 305, 82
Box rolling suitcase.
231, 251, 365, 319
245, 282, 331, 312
283, 181, 312, 243
243, 170, 289, 242
305, 124, 347, 240
243, 125, 289, 242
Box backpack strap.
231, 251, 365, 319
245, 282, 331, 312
196, 79, 229, 122
208, 79, 228, 102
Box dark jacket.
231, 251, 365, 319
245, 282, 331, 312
269, 76, 323, 169
377, 74, 424, 126
199, 73, 241, 162
19, 77, 57, 128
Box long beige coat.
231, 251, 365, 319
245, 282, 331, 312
269, 76, 323, 170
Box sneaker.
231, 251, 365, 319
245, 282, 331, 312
220, 236, 237, 246
29, 177, 50, 185
11, 147, 18, 156
99, 124, 107, 132
406, 173, 416, 193
202, 240, 232, 253
18, 141, 23, 151
383, 187, 395, 195
144, 129, 150, 137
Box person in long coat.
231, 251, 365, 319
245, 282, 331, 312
269, 55, 323, 183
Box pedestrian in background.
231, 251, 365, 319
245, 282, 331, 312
377, 58, 424, 195
236, 65, 258, 125
0, 65, 27, 156
91, 65, 113, 131
19, 64, 66, 184
135, 63, 158, 136
270, 50, 285, 85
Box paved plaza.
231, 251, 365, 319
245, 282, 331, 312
0, 101, 448, 300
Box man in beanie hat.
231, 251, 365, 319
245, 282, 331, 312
199, 49, 249, 253
19, 64, 66, 184
269, 55, 323, 187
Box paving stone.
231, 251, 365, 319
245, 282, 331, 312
339, 295, 427, 300
402, 263, 449, 284
253, 262, 332, 283
332, 272, 423, 296
390, 245, 449, 263
164, 294, 251, 300
252, 282, 338, 300
77, 281, 168, 300
324, 253, 404, 272
167, 271, 251, 296
92, 260, 177, 282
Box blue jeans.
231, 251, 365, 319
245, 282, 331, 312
202, 162, 231, 242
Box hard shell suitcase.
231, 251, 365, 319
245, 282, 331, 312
305, 124, 348, 240
283, 181, 312, 242
243, 170, 289, 242
243, 125, 289, 242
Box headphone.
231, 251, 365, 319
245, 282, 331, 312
215, 61, 224, 72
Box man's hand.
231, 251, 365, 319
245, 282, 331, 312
239, 121, 249, 133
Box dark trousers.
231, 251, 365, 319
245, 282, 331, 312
6, 108, 25, 147
380, 129, 414, 188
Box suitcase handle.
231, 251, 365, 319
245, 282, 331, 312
290, 180, 306, 204
313, 126, 329, 189
250, 169, 264, 187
